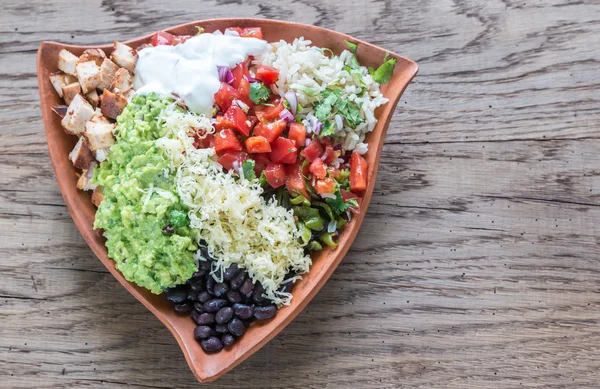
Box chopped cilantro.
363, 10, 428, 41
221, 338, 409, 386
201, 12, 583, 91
369, 52, 397, 84
325, 189, 353, 215
344, 40, 357, 53
314, 88, 341, 122
258, 171, 267, 186
241, 160, 256, 181
249, 82, 271, 105
320, 120, 335, 137
314, 88, 364, 131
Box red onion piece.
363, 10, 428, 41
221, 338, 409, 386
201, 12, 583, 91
243, 74, 258, 83
284, 91, 298, 115
217, 66, 233, 84
279, 108, 294, 122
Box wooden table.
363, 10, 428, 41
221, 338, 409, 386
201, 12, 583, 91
2, 1, 600, 388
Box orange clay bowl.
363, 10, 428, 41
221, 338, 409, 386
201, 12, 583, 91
37, 18, 418, 383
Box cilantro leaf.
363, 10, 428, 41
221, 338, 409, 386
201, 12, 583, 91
249, 82, 271, 105
344, 40, 357, 53
313, 88, 364, 131
242, 160, 257, 181
325, 189, 360, 215
334, 98, 363, 129
313, 88, 341, 122
320, 120, 335, 137
258, 171, 267, 186
368, 52, 397, 84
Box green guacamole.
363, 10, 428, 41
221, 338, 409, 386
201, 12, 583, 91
92, 94, 197, 294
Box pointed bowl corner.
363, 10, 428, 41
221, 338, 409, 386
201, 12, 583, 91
37, 18, 418, 382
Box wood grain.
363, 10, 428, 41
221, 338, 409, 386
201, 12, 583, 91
2, 0, 600, 388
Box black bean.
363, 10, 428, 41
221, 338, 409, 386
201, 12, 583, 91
187, 290, 199, 302
192, 269, 207, 278
194, 325, 215, 340
239, 278, 254, 297
215, 323, 229, 333
252, 283, 266, 304
165, 286, 187, 303
173, 301, 193, 313
226, 290, 242, 304
243, 295, 254, 305
196, 313, 215, 325
190, 310, 203, 325
189, 279, 205, 292
221, 333, 236, 347
232, 303, 254, 320
213, 282, 229, 298
193, 302, 205, 313
223, 264, 241, 281
206, 276, 216, 295
203, 299, 228, 313
200, 336, 223, 353
254, 305, 277, 320
162, 224, 174, 234
279, 280, 295, 294
230, 272, 246, 290
228, 318, 246, 337
215, 307, 234, 324
197, 291, 211, 304
199, 259, 211, 271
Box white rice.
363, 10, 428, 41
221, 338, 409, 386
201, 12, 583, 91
254, 38, 388, 153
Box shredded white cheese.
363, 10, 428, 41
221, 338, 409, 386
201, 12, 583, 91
157, 104, 311, 305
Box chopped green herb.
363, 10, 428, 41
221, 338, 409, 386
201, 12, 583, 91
314, 88, 342, 122
258, 171, 267, 186
290, 84, 319, 97
324, 188, 359, 216
241, 160, 256, 181
320, 120, 335, 137
249, 82, 271, 105
314, 88, 364, 130
344, 40, 357, 53
369, 52, 397, 84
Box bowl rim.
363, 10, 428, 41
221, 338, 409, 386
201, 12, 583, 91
37, 17, 418, 383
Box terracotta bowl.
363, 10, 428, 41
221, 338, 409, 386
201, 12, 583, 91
37, 18, 418, 382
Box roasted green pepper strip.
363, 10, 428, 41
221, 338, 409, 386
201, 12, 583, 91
319, 232, 338, 247
293, 206, 325, 231
336, 216, 347, 229
312, 201, 334, 220
309, 241, 323, 251
297, 221, 311, 246
290, 195, 310, 206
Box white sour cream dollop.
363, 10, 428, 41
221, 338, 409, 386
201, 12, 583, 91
133, 32, 267, 115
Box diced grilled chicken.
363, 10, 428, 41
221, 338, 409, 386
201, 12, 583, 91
77, 164, 98, 191
49, 72, 67, 97
98, 58, 119, 91
76, 61, 102, 94
78, 48, 106, 66
84, 121, 114, 151
91, 186, 104, 207
58, 49, 79, 75
52, 105, 69, 118
109, 68, 132, 93
123, 89, 135, 101
95, 147, 110, 162
86, 89, 100, 108
64, 74, 78, 85
62, 82, 82, 105
90, 109, 111, 124
69, 137, 95, 169
110, 42, 137, 74
61, 94, 95, 136
100, 89, 128, 119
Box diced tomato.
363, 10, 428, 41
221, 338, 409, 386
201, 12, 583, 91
241, 27, 263, 39
193, 134, 214, 149
213, 129, 243, 154
264, 162, 286, 188
150, 31, 175, 46
341, 189, 362, 214
314, 177, 336, 195
324, 145, 337, 164
223, 105, 250, 136
231, 62, 249, 89
237, 77, 252, 106
255, 99, 284, 122
245, 136, 271, 153
173, 35, 192, 45
214, 83, 240, 112
327, 166, 341, 180
225, 27, 244, 36
214, 114, 233, 131
300, 138, 324, 162
288, 123, 306, 147
217, 151, 248, 171
251, 153, 270, 175
350, 151, 368, 192
309, 158, 327, 179
285, 161, 310, 199
255, 65, 280, 85
269, 137, 297, 164
253, 120, 286, 143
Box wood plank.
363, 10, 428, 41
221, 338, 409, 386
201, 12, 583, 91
2, 0, 600, 388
